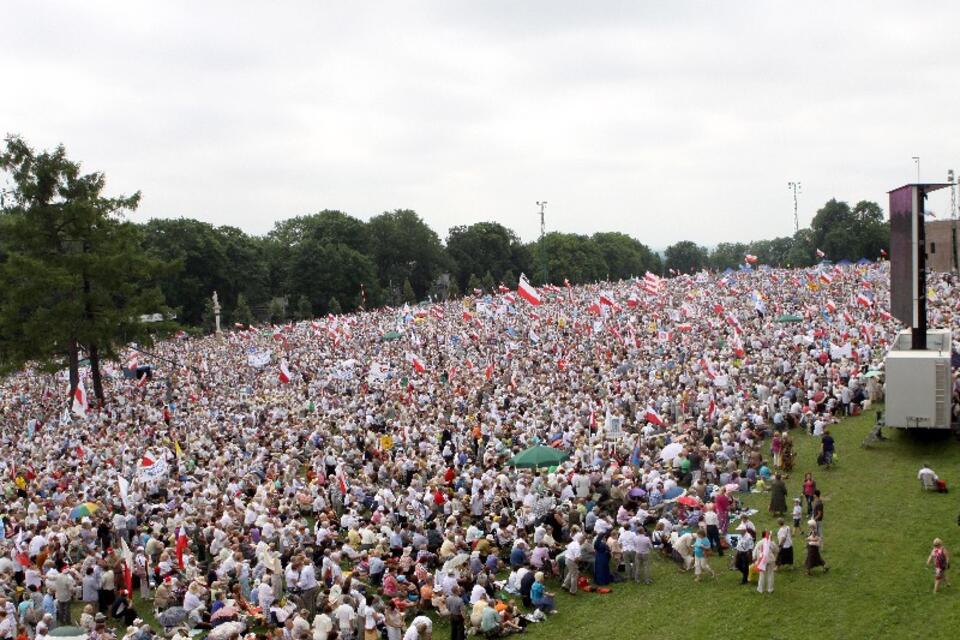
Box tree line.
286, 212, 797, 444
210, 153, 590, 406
0, 137, 889, 399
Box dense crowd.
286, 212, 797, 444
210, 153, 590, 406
1, 262, 959, 640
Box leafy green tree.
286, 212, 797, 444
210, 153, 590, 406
328, 296, 342, 315
480, 271, 496, 292
0, 136, 167, 402
527, 232, 607, 284
368, 209, 449, 298
811, 199, 857, 261
591, 232, 660, 280
268, 297, 287, 323
401, 278, 417, 304
781, 229, 810, 267
296, 294, 313, 320
445, 222, 531, 289
467, 273, 483, 293
664, 240, 709, 274
234, 293, 254, 326
141, 219, 268, 326
286, 239, 378, 315
709, 242, 749, 271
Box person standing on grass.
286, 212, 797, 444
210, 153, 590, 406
693, 530, 715, 582
926, 538, 950, 593
769, 473, 788, 516
821, 430, 835, 469
704, 505, 723, 557
804, 521, 829, 576
812, 490, 825, 539
561, 533, 582, 594
775, 518, 794, 569
734, 530, 755, 584
753, 530, 778, 594
802, 473, 817, 515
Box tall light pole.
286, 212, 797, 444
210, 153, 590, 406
787, 181, 801, 234
536, 201, 548, 284
949, 169, 958, 274
912, 156, 920, 183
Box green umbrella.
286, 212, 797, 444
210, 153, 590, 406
507, 445, 570, 469
382, 330, 402, 341
864, 370, 883, 378
775, 314, 803, 323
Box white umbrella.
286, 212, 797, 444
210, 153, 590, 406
659, 442, 683, 461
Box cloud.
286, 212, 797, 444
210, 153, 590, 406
2, 0, 958, 246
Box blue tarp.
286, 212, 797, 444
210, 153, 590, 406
856, 258, 872, 265
837, 259, 853, 266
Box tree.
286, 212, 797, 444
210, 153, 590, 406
467, 273, 483, 293
480, 271, 496, 292
709, 242, 749, 271
0, 136, 167, 403
368, 209, 449, 299
401, 278, 417, 304
811, 199, 856, 261
591, 232, 661, 280
327, 296, 342, 315
267, 297, 287, 323
664, 240, 709, 274
445, 222, 531, 289
296, 294, 313, 320
234, 293, 254, 326
286, 239, 379, 315
527, 232, 607, 284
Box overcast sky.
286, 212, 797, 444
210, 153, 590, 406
3, 1, 958, 247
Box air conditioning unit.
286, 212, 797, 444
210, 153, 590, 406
883, 350, 952, 429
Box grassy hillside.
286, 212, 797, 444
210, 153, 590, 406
521, 410, 960, 640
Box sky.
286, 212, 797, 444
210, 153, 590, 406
2, 1, 958, 247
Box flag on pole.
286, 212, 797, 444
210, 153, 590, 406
117, 475, 130, 507
517, 274, 542, 305
816, 248, 825, 259
175, 526, 188, 569
744, 254, 758, 264
856, 291, 874, 307
71, 382, 88, 417
120, 537, 134, 596
278, 360, 292, 384
405, 352, 426, 373
644, 407, 665, 426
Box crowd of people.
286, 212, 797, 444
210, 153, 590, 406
1, 261, 959, 640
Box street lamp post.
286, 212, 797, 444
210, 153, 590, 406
536, 201, 548, 284
787, 181, 801, 234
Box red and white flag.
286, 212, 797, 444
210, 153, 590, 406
880, 248, 887, 257
744, 254, 758, 264
175, 525, 188, 569
71, 382, 88, 417
819, 271, 833, 285
517, 274, 542, 306
816, 248, 825, 259
599, 291, 616, 307
462, 310, 473, 322
498, 284, 511, 293
278, 360, 292, 384
824, 300, 837, 314
120, 538, 134, 595
644, 407, 665, 426
406, 352, 426, 373
856, 291, 874, 307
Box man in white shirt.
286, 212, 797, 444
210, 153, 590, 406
618, 526, 639, 582
561, 533, 583, 594
297, 556, 319, 617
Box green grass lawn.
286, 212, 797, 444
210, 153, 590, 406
515, 409, 960, 640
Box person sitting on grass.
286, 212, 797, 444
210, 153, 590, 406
529, 572, 557, 614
